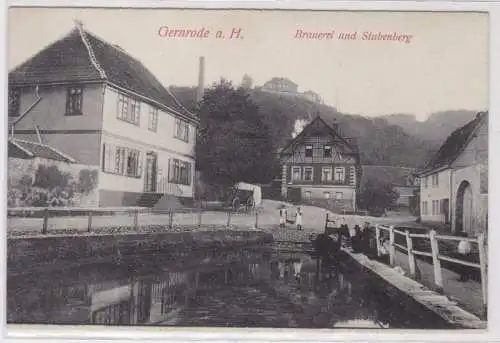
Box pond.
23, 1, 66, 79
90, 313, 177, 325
7, 245, 455, 329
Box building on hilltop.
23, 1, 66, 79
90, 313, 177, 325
262, 77, 299, 94
416, 111, 488, 235
8, 21, 199, 207
279, 115, 362, 212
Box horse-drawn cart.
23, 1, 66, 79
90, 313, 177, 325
228, 182, 262, 211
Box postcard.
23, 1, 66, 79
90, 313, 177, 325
5, 4, 492, 340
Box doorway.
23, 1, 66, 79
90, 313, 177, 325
455, 181, 473, 234
144, 152, 157, 192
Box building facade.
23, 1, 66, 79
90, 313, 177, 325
417, 112, 488, 235
279, 116, 362, 212
8, 23, 199, 207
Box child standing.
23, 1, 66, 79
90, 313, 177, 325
279, 206, 287, 228
295, 207, 303, 230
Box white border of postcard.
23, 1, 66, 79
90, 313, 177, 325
2, 1, 500, 342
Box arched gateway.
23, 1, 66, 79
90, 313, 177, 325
455, 181, 473, 234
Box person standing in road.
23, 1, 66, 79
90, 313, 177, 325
279, 206, 287, 228
295, 207, 303, 230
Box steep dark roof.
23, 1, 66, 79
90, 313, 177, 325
280, 115, 360, 157
9, 27, 196, 121
9, 138, 77, 163
419, 111, 487, 175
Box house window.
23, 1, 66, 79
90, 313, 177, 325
432, 200, 439, 215
335, 192, 343, 200
432, 174, 439, 187
117, 94, 141, 125
102, 143, 142, 178
292, 167, 301, 181
304, 191, 312, 200
169, 158, 192, 185
305, 145, 313, 158
66, 86, 83, 115
148, 107, 159, 132
174, 119, 190, 143
334, 167, 345, 182
8, 88, 20, 117
303, 167, 313, 181
323, 145, 332, 158
323, 192, 331, 199
321, 167, 332, 182
422, 201, 428, 215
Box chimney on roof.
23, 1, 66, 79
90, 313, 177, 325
74, 19, 84, 30
196, 56, 205, 103
332, 118, 339, 133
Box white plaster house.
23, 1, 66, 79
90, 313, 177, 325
417, 112, 488, 235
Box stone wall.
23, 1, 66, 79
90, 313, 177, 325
7, 230, 274, 276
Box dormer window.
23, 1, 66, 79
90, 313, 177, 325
66, 86, 83, 115
8, 88, 20, 117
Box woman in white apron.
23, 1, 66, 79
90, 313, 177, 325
295, 207, 303, 230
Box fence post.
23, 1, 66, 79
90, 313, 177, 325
42, 208, 49, 235
227, 210, 232, 228
197, 208, 202, 229
477, 233, 487, 317
325, 213, 329, 231
133, 209, 139, 230
87, 211, 93, 233
405, 229, 416, 278
389, 225, 395, 267
168, 210, 173, 230
429, 229, 443, 293
375, 225, 381, 258
255, 211, 259, 229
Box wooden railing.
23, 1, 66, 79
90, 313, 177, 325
7, 206, 262, 235
375, 224, 487, 315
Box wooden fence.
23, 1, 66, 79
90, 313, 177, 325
7, 206, 262, 235
375, 224, 487, 315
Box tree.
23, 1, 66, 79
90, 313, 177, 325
240, 74, 253, 89
196, 79, 277, 187
357, 179, 399, 213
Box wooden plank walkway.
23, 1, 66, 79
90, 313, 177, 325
342, 248, 486, 329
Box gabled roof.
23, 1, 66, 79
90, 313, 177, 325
8, 138, 77, 163
417, 111, 488, 176
279, 115, 360, 157
8, 25, 197, 122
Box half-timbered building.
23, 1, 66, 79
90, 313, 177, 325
279, 116, 362, 212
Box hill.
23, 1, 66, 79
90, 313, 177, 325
381, 110, 478, 144
170, 85, 437, 168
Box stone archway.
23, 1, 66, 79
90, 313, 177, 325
455, 181, 473, 234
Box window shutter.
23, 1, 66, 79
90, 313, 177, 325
168, 159, 172, 182
102, 144, 106, 171
137, 151, 143, 177
187, 162, 192, 185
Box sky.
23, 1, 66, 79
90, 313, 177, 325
8, 7, 489, 120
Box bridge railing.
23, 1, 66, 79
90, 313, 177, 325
7, 206, 264, 237
375, 224, 487, 316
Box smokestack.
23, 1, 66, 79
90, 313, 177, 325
196, 56, 205, 103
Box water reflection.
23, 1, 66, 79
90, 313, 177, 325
7, 247, 453, 329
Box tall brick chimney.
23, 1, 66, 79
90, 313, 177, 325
196, 56, 205, 103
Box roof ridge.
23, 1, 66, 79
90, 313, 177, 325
74, 22, 107, 79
